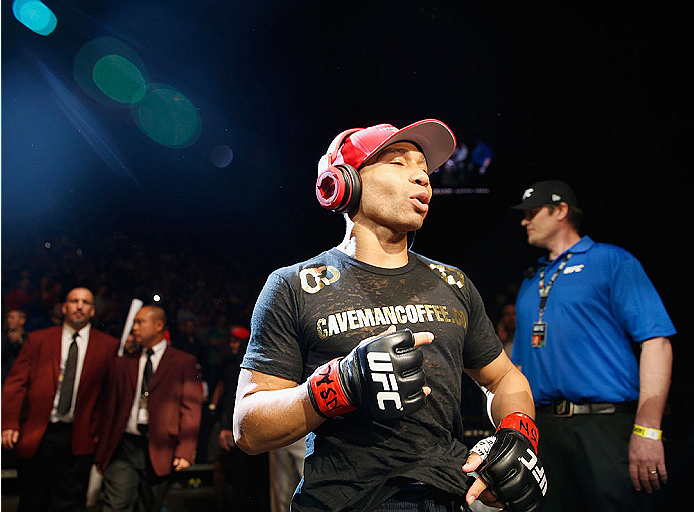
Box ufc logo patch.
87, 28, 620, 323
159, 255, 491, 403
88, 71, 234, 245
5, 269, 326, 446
563, 264, 584, 274
366, 352, 402, 411
519, 448, 548, 496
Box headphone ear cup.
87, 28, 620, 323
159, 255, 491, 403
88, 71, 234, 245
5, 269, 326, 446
315, 164, 361, 213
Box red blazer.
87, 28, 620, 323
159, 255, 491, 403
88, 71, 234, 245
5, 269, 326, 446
1, 325, 119, 459
95, 345, 202, 476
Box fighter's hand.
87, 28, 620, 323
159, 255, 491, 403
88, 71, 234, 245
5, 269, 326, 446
307, 325, 432, 420
463, 413, 546, 512
629, 433, 667, 492
219, 429, 235, 451
462, 449, 505, 509
1, 429, 19, 450
173, 457, 191, 471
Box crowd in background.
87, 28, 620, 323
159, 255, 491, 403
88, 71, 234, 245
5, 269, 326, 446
2, 232, 264, 422
0, 228, 516, 511
1, 228, 281, 511
1, 229, 271, 466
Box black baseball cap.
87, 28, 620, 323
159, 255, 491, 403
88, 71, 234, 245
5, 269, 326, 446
511, 180, 579, 210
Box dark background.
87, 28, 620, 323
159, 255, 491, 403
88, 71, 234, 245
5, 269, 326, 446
2, 0, 689, 484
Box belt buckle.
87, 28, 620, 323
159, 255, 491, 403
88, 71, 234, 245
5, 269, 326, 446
553, 400, 574, 417
594, 403, 616, 414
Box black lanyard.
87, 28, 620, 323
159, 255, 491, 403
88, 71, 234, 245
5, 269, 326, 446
537, 253, 573, 321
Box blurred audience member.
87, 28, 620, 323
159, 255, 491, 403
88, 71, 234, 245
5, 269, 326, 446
48, 301, 64, 326
2, 309, 28, 385
214, 325, 268, 511
1, 287, 119, 512
176, 299, 197, 329
96, 305, 202, 512
172, 318, 203, 362
200, 315, 228, 402
495, 303, 516, 357
6, 275, 33, 312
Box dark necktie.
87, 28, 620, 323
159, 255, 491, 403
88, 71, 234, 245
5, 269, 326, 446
57, 333, 79, 415
138, 348, 154, 436
141, 348, 154, 397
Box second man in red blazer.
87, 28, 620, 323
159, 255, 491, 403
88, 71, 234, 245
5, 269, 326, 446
96, 305, 202, 512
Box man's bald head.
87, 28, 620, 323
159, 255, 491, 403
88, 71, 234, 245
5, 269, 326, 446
143, 305, 167, 325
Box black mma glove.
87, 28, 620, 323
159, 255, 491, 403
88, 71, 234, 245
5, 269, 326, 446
471, 412, 547, 512
307, 329, 426, 420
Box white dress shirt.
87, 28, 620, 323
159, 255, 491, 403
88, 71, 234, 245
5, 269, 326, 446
50, 324, 91, 423
125, 339, 167, 435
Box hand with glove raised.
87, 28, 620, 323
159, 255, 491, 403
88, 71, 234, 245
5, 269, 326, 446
307, 326, 432, 420
463, 412, 547, 512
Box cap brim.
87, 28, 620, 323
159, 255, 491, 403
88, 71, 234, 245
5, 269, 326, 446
511, 200, 542, 210
367, 119, 457, 174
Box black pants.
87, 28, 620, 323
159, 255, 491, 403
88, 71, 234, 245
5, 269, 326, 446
101, 433, 171, 512
216, 447, 269, 511
537, 410, 657, 512
374, 485, 467, 512
17, 422, 93, 512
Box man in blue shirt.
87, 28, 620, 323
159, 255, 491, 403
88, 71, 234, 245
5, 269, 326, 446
511, 180, 676, 512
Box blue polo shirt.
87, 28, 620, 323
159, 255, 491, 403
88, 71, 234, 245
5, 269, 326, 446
512, 236, 676, 405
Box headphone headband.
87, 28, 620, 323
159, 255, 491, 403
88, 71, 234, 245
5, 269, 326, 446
316, 128, 363, 213
318, 128, 362, 176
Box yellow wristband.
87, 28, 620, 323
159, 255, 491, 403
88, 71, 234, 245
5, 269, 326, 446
633, 424, 662, 440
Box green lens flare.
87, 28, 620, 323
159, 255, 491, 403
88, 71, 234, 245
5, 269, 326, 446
92, 55, 147, 104
133, 85, 201, 148
74, 38, 149, 108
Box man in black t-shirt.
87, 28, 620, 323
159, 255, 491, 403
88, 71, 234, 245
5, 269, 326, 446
233, 120, 545, 512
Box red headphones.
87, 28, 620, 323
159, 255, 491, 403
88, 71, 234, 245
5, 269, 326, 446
316, 128, 363, 213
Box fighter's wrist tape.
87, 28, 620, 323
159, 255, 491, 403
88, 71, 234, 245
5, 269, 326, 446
498, 412, 539, 453
307, 358, 356, 418
632, 424, 662, 440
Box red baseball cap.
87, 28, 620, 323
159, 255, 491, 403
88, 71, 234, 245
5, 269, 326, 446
321, 119, 457, 174
229, 326, 250, 340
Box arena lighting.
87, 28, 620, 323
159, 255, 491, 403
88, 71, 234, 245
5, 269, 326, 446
12, 0, 57, 36
75, 38, 200, 148
153, 295, 161, 302
74, 38, 149, 108
131, 84, 201, 148
211, 144, 234, 168
92, 54, 147, 104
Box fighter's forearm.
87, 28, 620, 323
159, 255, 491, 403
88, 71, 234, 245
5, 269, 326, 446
488, 366, 535, 426
233, 371, 324, 455
467, 352, 536, 427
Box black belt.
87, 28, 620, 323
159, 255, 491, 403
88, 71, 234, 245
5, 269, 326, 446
47, 421, 73, 430
537, 400, 637, 417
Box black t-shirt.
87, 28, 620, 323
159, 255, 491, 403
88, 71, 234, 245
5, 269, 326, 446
242, 248, 502, 511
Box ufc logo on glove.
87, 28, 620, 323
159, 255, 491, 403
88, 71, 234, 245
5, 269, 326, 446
518, 448, 548, 496
366, 352, 403, 411
307, 329, 426, 420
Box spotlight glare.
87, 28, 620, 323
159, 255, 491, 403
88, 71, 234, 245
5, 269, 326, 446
92, 55, 147, 104
74, 38, 149, 108
12, 0, 57, 36
132, 85, 201, 148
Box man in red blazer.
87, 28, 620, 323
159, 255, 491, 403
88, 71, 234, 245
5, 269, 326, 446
1, 287, 119, 512
96, 305, 202, 512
